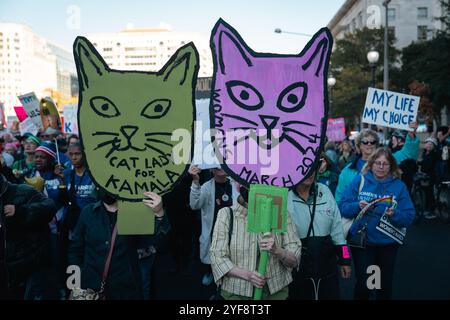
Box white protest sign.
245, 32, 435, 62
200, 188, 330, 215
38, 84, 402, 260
19, 117, 39, 136
362, 88, 420, 131
193, 99, 220, 170
18, 92, 43, 131
63, 104, 79, 134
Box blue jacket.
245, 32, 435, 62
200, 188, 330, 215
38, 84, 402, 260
335, 134, 420, 202
338, 171, 415, 246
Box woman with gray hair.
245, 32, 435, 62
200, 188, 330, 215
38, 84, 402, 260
335, 129, 379, 202
335, 122, 419, 202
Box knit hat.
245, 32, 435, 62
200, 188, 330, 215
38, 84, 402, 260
35, 141, 57, 159
5, 143, 17, 151
425, 137, 438, 147
25, 134, 42, 146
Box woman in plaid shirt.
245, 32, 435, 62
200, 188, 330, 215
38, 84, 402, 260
210, 185, 301, 300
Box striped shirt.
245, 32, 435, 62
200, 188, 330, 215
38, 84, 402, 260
210, 203, 302, 298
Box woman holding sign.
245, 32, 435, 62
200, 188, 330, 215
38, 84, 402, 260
338, 147, 415, 300
209, 185, 301, 300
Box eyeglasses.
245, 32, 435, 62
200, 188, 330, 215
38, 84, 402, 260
374, 161, 390, 168
360, 140, 377, 145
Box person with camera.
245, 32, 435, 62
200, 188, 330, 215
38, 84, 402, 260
288, 170, 351, 300
338, 147, 415, 300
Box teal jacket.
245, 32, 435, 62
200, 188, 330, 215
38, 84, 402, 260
335, 134, 420, 202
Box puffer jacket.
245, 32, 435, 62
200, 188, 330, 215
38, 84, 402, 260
0, 174, 56, 287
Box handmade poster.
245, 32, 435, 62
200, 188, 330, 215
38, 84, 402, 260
326, 117, 346, 142
18, 92, 44, 131
362, 88, 419, 131
63, 104, 78, 134
0, 102, 6, 129
73, 36, 199, 234
193, 99, 221, 169
209, 19, 332, 188
40, 97, 62, 131
14, 106, 28, 122
19, 117, 39, 136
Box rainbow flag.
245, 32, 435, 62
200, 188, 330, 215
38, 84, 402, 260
356, 196, 396, 220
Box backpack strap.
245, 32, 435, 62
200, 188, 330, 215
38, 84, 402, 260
227, 207, 234, 245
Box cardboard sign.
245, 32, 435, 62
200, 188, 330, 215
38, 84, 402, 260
14, 106, 29, 122
63, 104, 79, 134
19, 117, 39, 136
73, 36, 199, 234
193, 99, 220, 169
362, 88, 419, 131
18, 92, 44, 131
326, 117, 346, 142
0, 102, 6, 129
209, 19, 332, 188
40, 97, 61, 131
247, 184, 288, 234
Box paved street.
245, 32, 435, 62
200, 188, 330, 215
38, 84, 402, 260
152, 218, 450, 300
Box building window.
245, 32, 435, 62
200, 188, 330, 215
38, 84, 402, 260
103, 47, 112, 52
388, 8, 396, 22
417, 26, 428, 41
418, 7, 428, 19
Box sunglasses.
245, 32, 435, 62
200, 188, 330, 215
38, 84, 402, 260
360, 140, 377, 145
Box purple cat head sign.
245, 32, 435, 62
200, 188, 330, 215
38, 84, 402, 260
209, 19, 333, 188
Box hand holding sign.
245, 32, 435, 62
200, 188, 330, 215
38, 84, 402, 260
363, 88, 420, 131
143, 192, 163, 217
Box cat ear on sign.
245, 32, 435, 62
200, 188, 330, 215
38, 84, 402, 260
300, 28, 333, 77
211, 19, 253, 75
73, 37, 109, 90
161, 43, 199, 86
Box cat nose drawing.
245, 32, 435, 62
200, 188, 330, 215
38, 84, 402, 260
259, 115, 279, 131
120, 125, 139, 140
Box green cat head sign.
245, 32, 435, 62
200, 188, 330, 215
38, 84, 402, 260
73, 37, 199, 201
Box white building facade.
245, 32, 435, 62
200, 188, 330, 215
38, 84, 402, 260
0, 22, 77, 118
87, 28, 213, 77
328, 0, 444, 49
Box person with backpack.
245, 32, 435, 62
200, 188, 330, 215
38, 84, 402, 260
288, 170, 351, 300
189, 165, 238, 286
209, 185, 301, 300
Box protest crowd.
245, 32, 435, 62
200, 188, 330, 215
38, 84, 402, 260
0, 120, 448, 300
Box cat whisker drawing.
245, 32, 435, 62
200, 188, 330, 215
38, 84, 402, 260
144, 132, 173, 137
144, 143, 168, 157
92, 131, 120, 137
281, 120, 316, 128
222, 113, 258, 126
282, 127, 320, 144
93, 137, 120, 158
145, 138, 174, 148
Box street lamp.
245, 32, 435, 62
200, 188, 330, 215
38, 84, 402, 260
367, 49, 379, 88
383, 0, 391, 91
274, 28, 313, 37
327, 76, 336, 109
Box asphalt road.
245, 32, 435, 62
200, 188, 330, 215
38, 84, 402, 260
152, 218, 450, 300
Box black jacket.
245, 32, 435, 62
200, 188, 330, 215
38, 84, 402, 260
0, 174, 57, 289
68, 201, 170, 300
